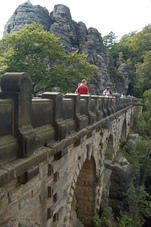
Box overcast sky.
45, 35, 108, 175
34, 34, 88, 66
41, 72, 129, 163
1, 0, 151, 40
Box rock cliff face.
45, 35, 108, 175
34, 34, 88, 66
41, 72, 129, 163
3, 2, 129, 94
3, 3, 52, 35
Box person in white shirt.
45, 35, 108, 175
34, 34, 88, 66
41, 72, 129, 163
103, 87, 111, 96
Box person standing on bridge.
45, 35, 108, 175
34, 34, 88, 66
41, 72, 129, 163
77, 79, 89, 95
103, 87, 112, 96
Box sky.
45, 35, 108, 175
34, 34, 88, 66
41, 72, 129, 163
0, 0, 151, 40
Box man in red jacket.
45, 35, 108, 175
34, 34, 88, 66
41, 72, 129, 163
77, 79, 89, 95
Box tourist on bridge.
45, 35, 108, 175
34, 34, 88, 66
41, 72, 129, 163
103, 87, 112, 97
77, 79, 89, 95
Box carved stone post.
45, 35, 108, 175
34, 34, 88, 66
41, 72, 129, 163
111, 97, 116, 113
98, 96, 104, 120
108, 97, 114, 114
65, 93, 81, 131
114, 94, 120, 112
42, 92, 66, 140
80, 95, 96, 125
91, 95, 101, 121
0, 72, 35, 158
102, 97, 108, 117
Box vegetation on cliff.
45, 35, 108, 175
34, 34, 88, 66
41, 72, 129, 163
93, 138, 151, 226
103, 32, 151, 210
103, 25, 151, 97
0, 24, 97, 93
92, 90, 151, 226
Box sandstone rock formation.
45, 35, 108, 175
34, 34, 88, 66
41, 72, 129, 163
3, 2, 52, 35
3, 2, 129, 94
104, 159, 133, 215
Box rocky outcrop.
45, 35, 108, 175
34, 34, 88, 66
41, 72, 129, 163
70, 208, 84, 227
104, 160, 133, 199
104, 159, 133, 215
117, 62, 129, 94
3, 2, 129, 94
49, 4, 78, 52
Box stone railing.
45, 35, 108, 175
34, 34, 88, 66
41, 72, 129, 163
0, 72, 139, 186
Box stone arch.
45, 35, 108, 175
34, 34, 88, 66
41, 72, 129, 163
70, 157, 97, 227
105, 134, 114, 160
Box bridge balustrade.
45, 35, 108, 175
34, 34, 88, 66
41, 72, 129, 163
0, 72, 139, 176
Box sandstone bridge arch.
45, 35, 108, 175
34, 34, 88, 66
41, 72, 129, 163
71, 157, 96, 226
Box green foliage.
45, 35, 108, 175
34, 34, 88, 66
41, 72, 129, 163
115, 185, 151, 227
109, 66, 124, 83
93, 186, 151, 227
118, 130, 151, 226
0, 24, 97, 93
93, 207, 113, 227
125, 185, 151, 227
123, 136, 150, 175
106, 25, 151, 97
103, 31, 117, 49
117, 212, 132, 227
135, 51, 151, 97
136, 89, 151, 137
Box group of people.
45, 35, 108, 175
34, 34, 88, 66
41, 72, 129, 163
75, 80, 113, 96
75, 81, 124, 98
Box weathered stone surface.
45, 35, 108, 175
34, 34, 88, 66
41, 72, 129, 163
127, 133, 140, 146
49, 4, 78, 52
3, 3, 129, 94
3, 2, 51, 36
70, 208, 84, 227
104, 160, 133, 199
117, 62, 129, 94
0, 71, 140, 227
1, 72, 35, 158
0, 104, 135, 227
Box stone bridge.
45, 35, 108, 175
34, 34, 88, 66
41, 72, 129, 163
0, 73, 140, 227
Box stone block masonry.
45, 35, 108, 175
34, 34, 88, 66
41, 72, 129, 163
0, 72, 141, 227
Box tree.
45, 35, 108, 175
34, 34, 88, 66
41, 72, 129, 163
104, 25, 151, 97
103, 31, 117, 49
136, 89, 151, 137
0, 24, 97, 93
135, 51, 151, 96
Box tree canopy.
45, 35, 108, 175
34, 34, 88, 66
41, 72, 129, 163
0, 24, 97, 93
103, 31, 117, 49
104, 25, 151, 97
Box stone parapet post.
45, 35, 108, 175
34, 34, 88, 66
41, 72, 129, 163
80, 95, 96, 125
114, 94, 120, 111
91, 95, 102, 121
64, 93, 81, 131
106, 97, 112, 115
98, 96, 104, 120
102, 97, 109, 117
0, 72, 35, 158
42, 92, 66, 140
110, 97, 115, 113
